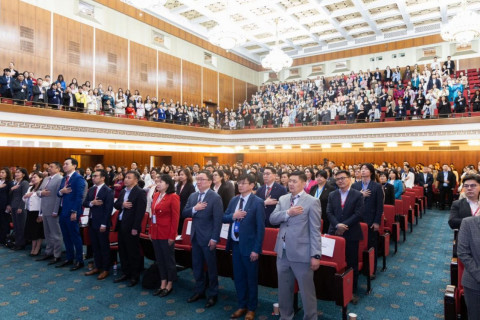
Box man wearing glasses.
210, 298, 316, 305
449, 174, 480, 229
326, 170, 364, 304
256, 167, 287, 228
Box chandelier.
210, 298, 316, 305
441, 0, 480, 45
261, 20, 292, 73
209, 25, 246, 51
122, 0, 166, 10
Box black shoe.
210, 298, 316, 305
47, 257, 61, 265
55, 260, 73, 268
70, 262, 84, 271
160, 288, 173, 297
36, 255, 53, 262
153, 288, 164, 296
113, 275, 129, 283
187, 293, 206, 303
204, 296, 217, 308
127, 279, 138, 287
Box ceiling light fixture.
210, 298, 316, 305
282, 145, 292, 149
412, 141, 423, 147
441, 0, 480, 45
387, 142, 398, 147
468, 140, 480, 146
261, 19, 293, 73
300, 144, 310, 149
341, 143, 352, 148
208, 0, 246, 50
122, 0, 166, 10
363, 142, 374, 148
321, 143, 331, 149
265, 145, 275, 150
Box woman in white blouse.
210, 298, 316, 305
23, 171, 44, 256
401, 165, 415, 189
86, 89, 98, 114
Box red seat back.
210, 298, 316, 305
217, 236, 228, 249
176, 217, 192, 247
383, 205, 396, 229
140, 213, 149, 234
395, 199, 404, 215
110, 210, 119, 231
262, 228, 278, 254
320, 234, 347, 272
359, 222, 369, 253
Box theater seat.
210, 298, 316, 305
394, 199, 407, 242
404, 191, 421, 222
215, 232, 233, 278
359, 222, 375, 294
174, 217, 193, 269
402, 194, 417, 229
378, 213, 390, 271
258, 228, 278, 288
383, 205, 400, 254
444, 258, 467, 320
109, 210, 120, 263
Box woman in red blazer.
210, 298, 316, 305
150, 174, 180, 297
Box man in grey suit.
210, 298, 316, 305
270, 171, 322, 320
182, 171, 224, 309
35, 162, 63, 265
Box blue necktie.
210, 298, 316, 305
234, 198, 244, 238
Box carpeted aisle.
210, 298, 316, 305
0, 208, 451, 319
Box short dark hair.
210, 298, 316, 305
65, 157, 78, 168
462, 174, 480, 185
289, 171, 307, 182
361, 163, 376, 180
335, 170, 351, 177
264, 166, 277, 174
50, 161, 61, 169
95, 169, 107, 178
315, 170, 328, 179
389, 170, 400, 180
378, 172, 388, 179
159, 174, 176, 194
198, 170, 213, 181
0, 167, 12, 182
237, 174, 255, 185
126, 170, 140, 181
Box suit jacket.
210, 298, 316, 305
113, 185, 147, 232
214, 182, 235, 211
149, 192, 180, 240
457, 216, 480, 290
47, 88, 62, 105
444, 60, 455, 73
270, 192, 322, 263
176, 182, 195, 215
182, 189, 223, 246
63, 92, 77, 107
326, 188, 364, 241
417, 172, 434, 191
309, 183, 336, 220
83, 184, 114, 230
381, 183, 395, 205
0, 76, 12, 96
222, 194, 265, 256
32, 85, 47, 103
36, 174, 62, 216
9, 180, 30, 209
449, 198, 474, 230
256, 182, 287, 227
436, 171, 456, 189
55, 172, 86, 218
11, 79, 27, 101
351, 180, 383, 226
0, 180, 13, 212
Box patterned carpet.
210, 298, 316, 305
0, 208, 451, 320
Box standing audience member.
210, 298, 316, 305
437, 164, 457, 210
23, 171, 44, 256
379, 172, 395, 205
256, 167, 287, 228
449, 174, 480, 229
175, 168, 195, 235
150, 174, 180, 297
223, 174, 265, 320
327, 170, 364, 304
270, 171, 322, 320
309, 169, 336, 233
388, 170, 404, 199
0, 167, 13, 245
417, 166, 434, 210
8, 167, 30, 250
211, 170, 235, 211
83, 169, 114, 280
183, 171, 223, 308
113, 171, 147, 287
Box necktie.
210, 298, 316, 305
93, 186, 98, 199
234, 198, 244, 238
197, 192, 205, 203
61, 175, 70, 206
265, 186, 271, 198
290, 195, 299, 207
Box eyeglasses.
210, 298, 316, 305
196, 178, 209, 182
92, 175, 100, 178
335, 176, 348, 181
463, 184, 479, 189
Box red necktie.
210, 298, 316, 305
265, 186, 271, 198
93, 186, 98, 199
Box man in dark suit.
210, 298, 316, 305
449, 174, 480, 229
223, 174, 265, 320
378, 172, 395, 205
113, 170, 147, 287
32, 78, 47, 106
417, 166, 434, 209
351, 163, 383, 276
0, 68, 13, 98
54, 158, 86, 271
11, 73, 28, 102
256, 167, 287, 228
83, 169, 114, 280
444, 56, 455, 75
436, 164, 457, 210
327, 170, 364, 303
309, 169, 336, 233
183, 171, 223, 308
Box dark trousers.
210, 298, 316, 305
464, 286, 480, 320
117, 221, 142, 280
368, 228, 378, 274
439, 186, 453, 209
88, 224, 110, 271
346, 240, 360, 292
12, 208, 26, 247
58, 207, 83, 262
152, 239, 176, 282
0, 212, 11, 244
423, 187, 433, 209
191, 238, 218, 297
232, 242, 259, 311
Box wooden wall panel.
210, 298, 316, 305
53, 14, 94, 86
0, 0, 51, 79
202, 67, 218, 105
246, 83, 258, 102
95, 29, 128, 91
459, 57, 480, 71
219, 73, 233, 108
182, 61, 202, 105
157, 51, 181, 103
233, 79, 246, 109
129, 41, 157, 99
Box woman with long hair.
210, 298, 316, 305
9, 167, 30, 250
0, 167, 13, 245
23, 171, 44, 256
175, 168, 195, 234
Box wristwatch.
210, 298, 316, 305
311, 255, 321, 259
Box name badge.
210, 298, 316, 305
152, 215, 157, 224
233, 221, 240, 233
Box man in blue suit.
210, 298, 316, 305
327, 170, 364, 303
0, 68, 13, 98
54, 158, 86, 271
183, 171, 223, 308
256, 167, 287, 228
83, 169, 114, 280
351, 163, 383, 276
223, 174, 265, 320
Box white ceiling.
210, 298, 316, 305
130, 0, 480, 64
